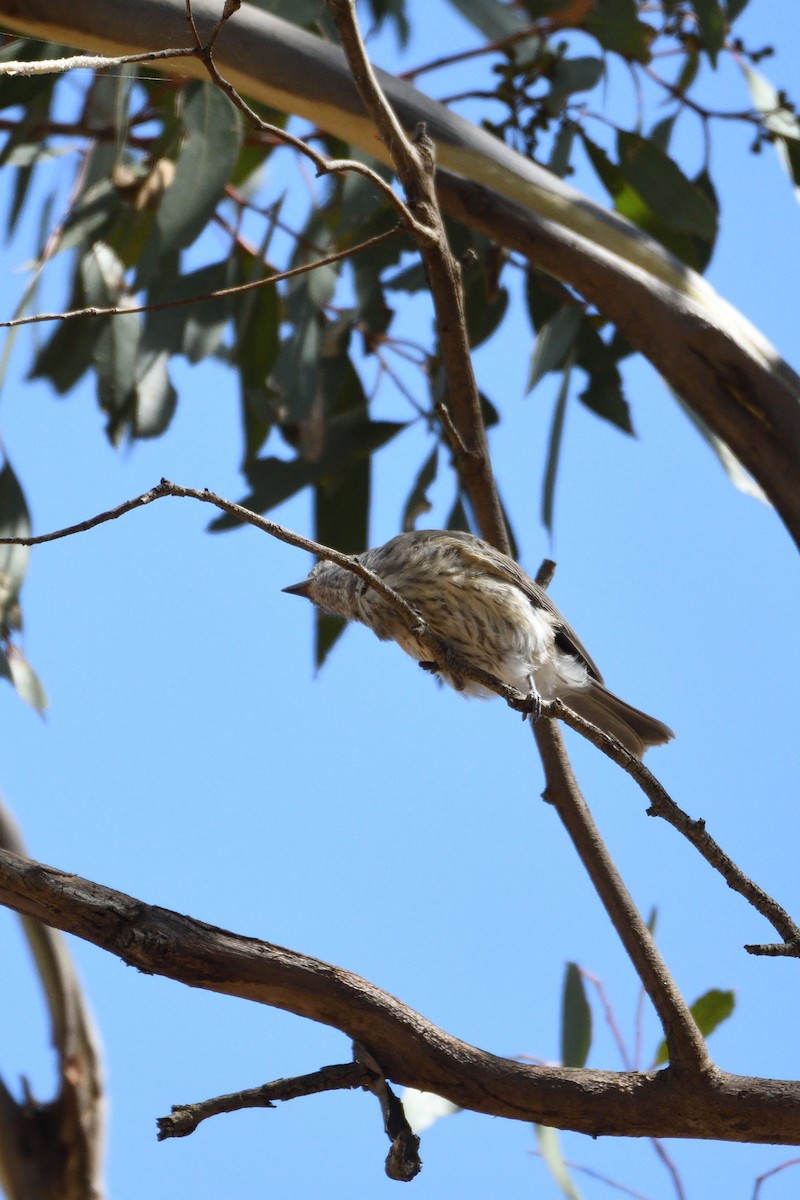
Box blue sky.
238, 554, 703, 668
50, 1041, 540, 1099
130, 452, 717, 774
1, 3, 799, 1198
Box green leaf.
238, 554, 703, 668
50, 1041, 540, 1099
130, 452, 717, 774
527, 305, 582, 393
29, 278, 103, 395
575, 322, 634, 434
0, 457, 31, 624
402, 445, 439, 531
210, 412, 407, 530
649, 113, 677, 154
136, 83, 242, 285
144, 260, 232, 362
384, 262, 427, 293
541, 359, 571, 534
464, 278, 509, 351
726, 0, 751, 18
133, 350, 177, 438
363, 0, 411, 43
547, 57, 603, 114
561, 962, 592, 1069
534, 1125, 583, 1200
616, 130, 718, 239
580, 131, 717, 267
653, 988, 735, 1066
313, 450, 370, 669
582, 0, 654, 64
691, 0, 725, 66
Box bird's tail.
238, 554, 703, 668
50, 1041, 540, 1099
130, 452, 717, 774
561, 682, 674, 759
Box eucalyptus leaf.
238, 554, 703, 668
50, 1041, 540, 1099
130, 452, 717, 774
0, 458, 31, 622
534, 1125, 582, 1200
527, 306, 582, 393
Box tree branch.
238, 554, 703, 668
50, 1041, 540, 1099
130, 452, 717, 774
2, 484, 795, 958
0, 846, 799, 1143
324, 0, 509, 552
0, 804, 106, 1200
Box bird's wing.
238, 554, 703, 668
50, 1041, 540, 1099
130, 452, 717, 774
449, 533, 605, 683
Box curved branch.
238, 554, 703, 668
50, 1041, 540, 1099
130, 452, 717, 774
0, 846, 799, 1144
0, 804, 106, 1200
1, 0, 799, 547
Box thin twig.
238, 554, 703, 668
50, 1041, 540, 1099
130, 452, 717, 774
548, 700, 800, 954
158, 1062, 370, 1139
0, 46, 197, 76
0, 225, 404, 330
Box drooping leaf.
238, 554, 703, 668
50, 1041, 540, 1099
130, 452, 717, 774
29, 276, 104, 395
402, 445, 439, 531
133, 349, 177, 438
209, 411, 407, 530
0, 457, 31, 624
534, 1125, 583, 1200
541, 359, 571, 534
546, 56, 603, 114
548, 122, 576, 178
445, 0, 534, 43
561, 962, 592, 1069
464, 278, 509, 350
446, 492, 471, 534
527, 305, 582, 393
575, 321, 634, 434
232, 262, 282, 459
313, 446, 370, 668
582, 0, 654, 63
144, 260, 233, 362
136, 83, 242, 286
691, 0, 726, 66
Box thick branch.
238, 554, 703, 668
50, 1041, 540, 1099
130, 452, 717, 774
0, 805, 106, 1200
0, 847, 798, 1143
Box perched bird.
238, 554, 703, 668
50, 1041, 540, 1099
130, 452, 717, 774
284, 529, 673, 759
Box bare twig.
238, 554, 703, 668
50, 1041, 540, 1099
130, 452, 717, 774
158, 1062, 369, 1139
0, 46, 197, 76
548, 700, 800, 955
0, 225, 404, 330
354, 1043, 422, 1182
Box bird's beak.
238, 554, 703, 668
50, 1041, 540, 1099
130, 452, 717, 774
282, 580, 312, 599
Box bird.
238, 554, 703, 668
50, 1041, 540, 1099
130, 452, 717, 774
283, 529, 674, 758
